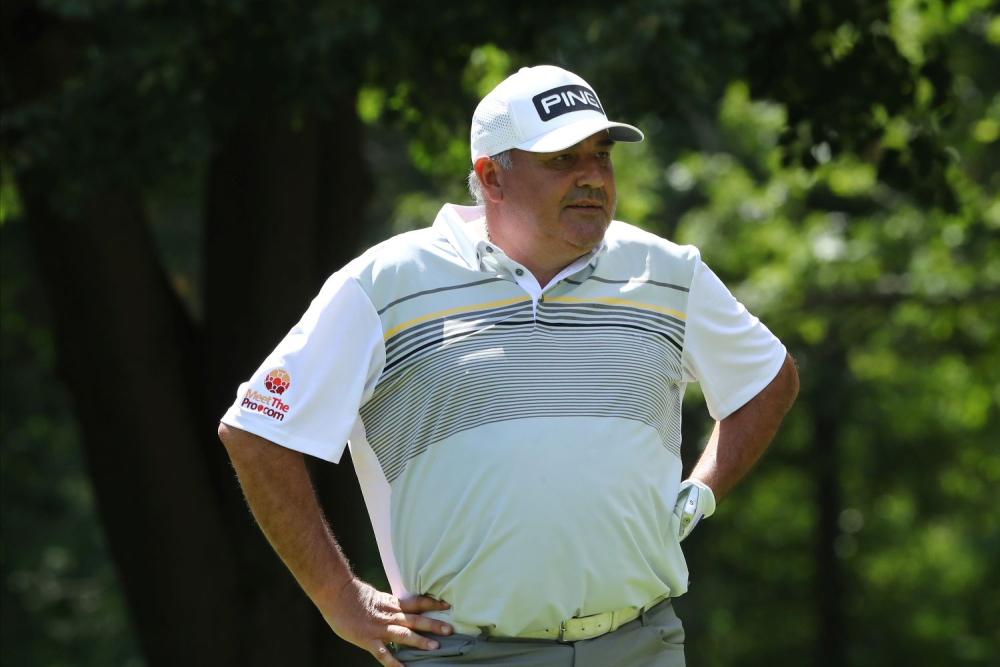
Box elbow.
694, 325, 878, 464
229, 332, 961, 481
782, 352, 800, 408
217, 423, 289, 465
218, 422, 243, 455
217, 423, 257, 466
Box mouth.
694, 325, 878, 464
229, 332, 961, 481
565, 201, 604, 210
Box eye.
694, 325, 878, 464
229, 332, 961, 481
548, 153, 575, 168
596, 151, 611, 159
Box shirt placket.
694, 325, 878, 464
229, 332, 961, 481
477, 241, 599, 321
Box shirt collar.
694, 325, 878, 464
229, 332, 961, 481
433, 204, 485, 269
432, 203, 609, 272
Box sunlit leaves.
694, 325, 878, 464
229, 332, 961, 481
356, 87, 385, 125
462, 44, 512, 99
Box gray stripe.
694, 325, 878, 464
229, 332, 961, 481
536, 313, 684, 340
378, 319, 682, 388
542, 301, 685, 327
362, 323, 684, 482
385, 301, 531, 358
384, 300, 684, 369
386, 315, 682, 374
377, 277, 507, 315
564, 276, 689, 292
379, 406, 680, 482
370, 349, 681, 429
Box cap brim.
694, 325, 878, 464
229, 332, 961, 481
514, 118, 643, 154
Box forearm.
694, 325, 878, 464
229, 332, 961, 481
217, 424, 353, 617
691, 353, 799, 501
218, 424, 454, 664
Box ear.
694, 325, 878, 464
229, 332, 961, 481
474, 157, 505, 203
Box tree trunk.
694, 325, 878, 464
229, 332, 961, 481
202, 104, 375, 665
813, 355, 846, 667
18, 180, 241, 665
5, 1, 243, 662
6, 0, 378, 662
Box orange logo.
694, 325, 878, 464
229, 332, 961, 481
265, 369, 291, 395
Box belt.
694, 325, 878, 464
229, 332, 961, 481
495, 594, 670, 643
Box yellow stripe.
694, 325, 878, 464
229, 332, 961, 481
544, 296, 686, 320
383, 296, 532, 340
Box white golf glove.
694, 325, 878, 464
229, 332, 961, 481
673, 479, 717, 542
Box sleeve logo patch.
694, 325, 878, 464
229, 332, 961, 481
241, 368, 292, 421
264, 368, 291, 394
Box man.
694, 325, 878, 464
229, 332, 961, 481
218, 65, 798, 667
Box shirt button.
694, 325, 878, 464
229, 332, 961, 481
486, 246, 494, 253
515, 268, 524, 276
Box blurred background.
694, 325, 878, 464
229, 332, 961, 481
1, 0, 997, 665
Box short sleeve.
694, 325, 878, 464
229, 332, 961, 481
220, 272, 386, 463
681, 257, 786, 420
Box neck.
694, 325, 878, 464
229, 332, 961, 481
484, 210, 594, 288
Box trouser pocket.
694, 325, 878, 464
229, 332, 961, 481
393, 633, 476, 663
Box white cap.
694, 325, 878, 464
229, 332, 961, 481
470, 65, 644, 163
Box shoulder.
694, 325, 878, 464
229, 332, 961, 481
337, 226, 467, 309
603, 220, 702, 278
341, 227, 455, 278
605, 221, 701, 261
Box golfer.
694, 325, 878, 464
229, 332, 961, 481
218, 65, 799, 666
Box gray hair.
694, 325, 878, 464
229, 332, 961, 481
467, 150, 513, 205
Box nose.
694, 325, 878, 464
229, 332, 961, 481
575, 154, 608, 190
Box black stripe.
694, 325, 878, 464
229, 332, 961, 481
366, 289, 692, 482
375, 398, 682, 482
542, 302, 686, 327
384, 317, 537, 373
534, 319, 683, 352
381, 315, 683, 382
384, 300, 683, 361
382, 310, 684, 382
385, 314, 530, 364
363, 331, 684, 475
385, 301, 532, 356
376, 396, 678, 478
535, 308, 685, 336
365, 333, 682, 428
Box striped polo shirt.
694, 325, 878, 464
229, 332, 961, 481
221, 203, 786, 637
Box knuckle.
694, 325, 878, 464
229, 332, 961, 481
370, 644, 397, 667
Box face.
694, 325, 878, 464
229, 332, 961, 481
494, 131, 617, 256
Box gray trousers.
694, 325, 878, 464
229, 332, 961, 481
394, 598, 685, 667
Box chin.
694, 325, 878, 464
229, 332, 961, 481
568, 223, 609, 249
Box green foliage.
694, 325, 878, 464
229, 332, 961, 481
0, 157, 23, 225
670, 67, 999, 666
2, 0, 997, 664
367, 2, 998, 665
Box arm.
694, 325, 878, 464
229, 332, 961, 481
217, 424, 453, 667
691, 352, 800, 501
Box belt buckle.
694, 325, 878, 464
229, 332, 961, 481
556, 620, 570, 643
